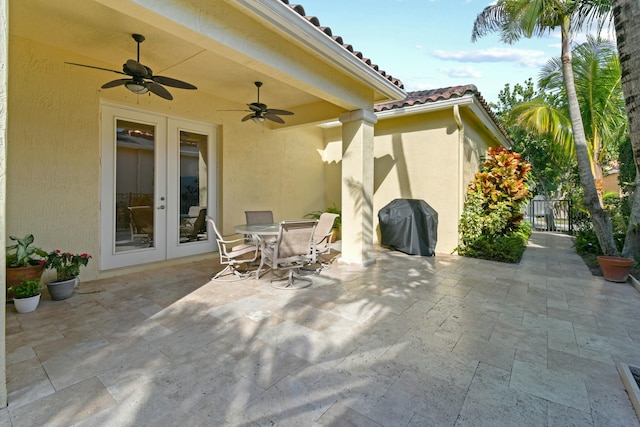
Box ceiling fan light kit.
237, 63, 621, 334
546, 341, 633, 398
125, 81, 149, 94
66, 34, 197, 100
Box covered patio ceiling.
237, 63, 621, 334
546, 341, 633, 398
12, 0, 404, 128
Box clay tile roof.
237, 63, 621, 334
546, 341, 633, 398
376, 85, 510, 143
279, 0, 404, 90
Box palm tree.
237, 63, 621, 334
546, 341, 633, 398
610, 0, 640, 258
511, 36, 626, 191
472, 0, 619, 256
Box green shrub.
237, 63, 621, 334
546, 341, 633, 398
458, 223, 531, 263
457, 147, 533, 263
574, 229, 601, 255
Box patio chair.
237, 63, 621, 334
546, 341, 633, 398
245, 210, 275, 245
245, 210, 274, 225
310, 212, 339, 269
128, 206, 154, 246
180, 207, 207, 242
205, 216, 259, 281
260, 220, 318, 289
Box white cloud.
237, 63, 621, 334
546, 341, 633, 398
432, 47, 547, 68
439, 66, 482, 78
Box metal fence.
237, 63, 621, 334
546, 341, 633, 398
524, 199, 573, 234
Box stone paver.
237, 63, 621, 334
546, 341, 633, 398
3, 231, 640, 426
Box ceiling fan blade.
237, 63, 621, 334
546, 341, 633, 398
65, 62, 127, 76
264, 113, 285, 124
265, 108, 294, 116
101, 79, 131, 89
248, 102, 267, 112
146, 81, 173, 100
125, 59, 151, 78
152, 75, 197, 90
241, 114, 254, 122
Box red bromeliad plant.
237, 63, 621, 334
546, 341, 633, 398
45, 250, 92, 282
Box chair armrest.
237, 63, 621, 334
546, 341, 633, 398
316, 231, 334, 245
218, 236, 248, 245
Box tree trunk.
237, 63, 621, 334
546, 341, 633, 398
613, 0, 640, 260
622, 173, 640, 258
560, 18, 619, 256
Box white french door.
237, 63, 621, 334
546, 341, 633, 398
100, 104, 217, 270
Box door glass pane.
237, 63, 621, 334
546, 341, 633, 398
115, 120, 155, 252
178, 131, 209, 244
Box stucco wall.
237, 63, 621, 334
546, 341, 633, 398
8, 35, 325, 280
372, 111, 461, 254
322, 106, 498, 255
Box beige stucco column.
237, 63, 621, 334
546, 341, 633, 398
0, 0, 8, 408
338, 109, 377, 266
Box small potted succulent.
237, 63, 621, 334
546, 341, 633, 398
8, 279, 42, 313
6, 234, 47, 300
44, 250, 92, 300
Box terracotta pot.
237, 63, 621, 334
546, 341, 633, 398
597, 256, 634, 283
6, 264, 45, 300
330, 227, 340, 243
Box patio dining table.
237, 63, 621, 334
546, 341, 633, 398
234, 223, 280, 278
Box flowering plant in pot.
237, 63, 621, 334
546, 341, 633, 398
44, 250, 92, 300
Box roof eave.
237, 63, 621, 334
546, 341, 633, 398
234, 0, 406, 104
377, 94, 512, 148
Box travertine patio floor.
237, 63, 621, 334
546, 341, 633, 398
2, 231, 640, 426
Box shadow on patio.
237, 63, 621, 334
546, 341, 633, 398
3, 231, 640, 426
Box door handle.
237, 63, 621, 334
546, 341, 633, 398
157, 205, 165, 210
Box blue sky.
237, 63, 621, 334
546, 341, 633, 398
302, 0, 570, 104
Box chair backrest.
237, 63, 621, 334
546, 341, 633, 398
186, 205, 206, 223
185, 208, 207, 239
128, 206, 154, 234
205, 216, 223, 241
245, 210, 274, 225
187, 205, 204, 217
274, 220, 318, 261
314, 212, 340, 244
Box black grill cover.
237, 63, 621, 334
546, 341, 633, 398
378, 199, 438, 256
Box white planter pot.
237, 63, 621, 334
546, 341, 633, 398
13, 293, 41, 313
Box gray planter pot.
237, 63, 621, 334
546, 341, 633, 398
46, 277, 77, 300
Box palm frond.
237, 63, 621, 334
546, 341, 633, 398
512, 99, 575, 160
471, 4, 507, 42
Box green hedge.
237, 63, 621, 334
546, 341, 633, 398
457, 223, 531, 263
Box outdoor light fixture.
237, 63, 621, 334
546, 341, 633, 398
125, 81, 149, 94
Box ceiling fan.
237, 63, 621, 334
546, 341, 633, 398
65, 34, 197, 100
224, 82, 294, 124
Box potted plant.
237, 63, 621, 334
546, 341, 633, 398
305, 203, 342, 241
597, 255, 634, 283
8, 279, 42, 313
6, 234, 47, 300
44, 250, 92, 300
